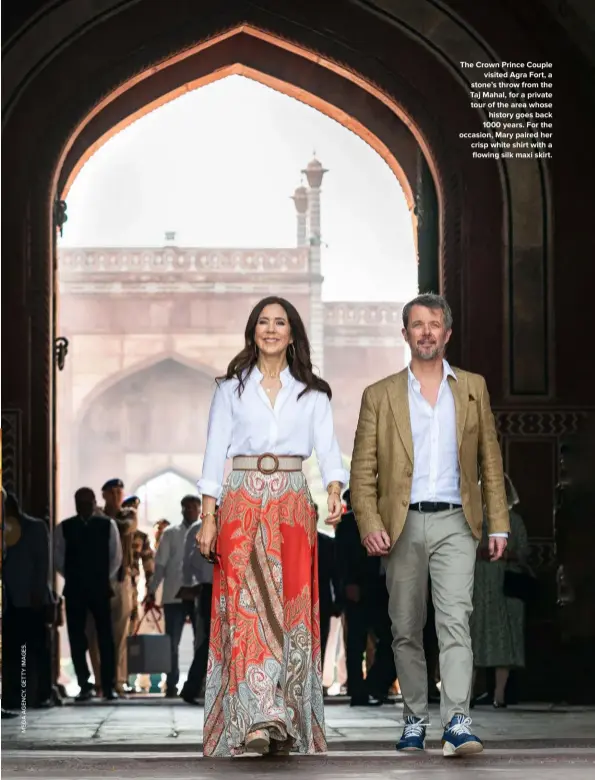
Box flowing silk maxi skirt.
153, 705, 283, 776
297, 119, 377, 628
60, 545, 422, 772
203, 469, 327, 757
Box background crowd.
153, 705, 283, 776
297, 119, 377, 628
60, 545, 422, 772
2, 471, 533, 714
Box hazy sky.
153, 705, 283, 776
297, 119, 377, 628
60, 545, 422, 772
60, 75, 418, 302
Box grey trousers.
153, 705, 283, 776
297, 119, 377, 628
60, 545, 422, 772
384, 508, 477, 726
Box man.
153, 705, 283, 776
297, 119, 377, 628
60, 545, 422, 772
122, 496, 155, 636
3, 493, 54, 710
144, 495, 201, 697
350, 293, 509, 757
179, 504, 213, 704
335, 489, 395, 707
101, 478, 125, 519
86, 478, 133, 695
55, 487, 121, 701
314, 504, 341, 668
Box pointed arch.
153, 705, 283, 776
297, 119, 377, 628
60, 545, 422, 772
57, 25, 418, 213
74, 351, 218, 425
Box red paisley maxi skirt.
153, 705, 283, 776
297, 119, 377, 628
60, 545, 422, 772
202, 469, 327, 757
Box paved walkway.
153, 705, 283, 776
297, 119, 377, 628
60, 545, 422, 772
4, 750, 595, 779
3, 699, 595, 752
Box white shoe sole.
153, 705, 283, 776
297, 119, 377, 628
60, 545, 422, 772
442, 739, 484, 757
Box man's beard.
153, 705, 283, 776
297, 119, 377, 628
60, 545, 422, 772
412, 341, 443, 361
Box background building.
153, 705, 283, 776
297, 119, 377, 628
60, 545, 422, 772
57, 158, 407, 525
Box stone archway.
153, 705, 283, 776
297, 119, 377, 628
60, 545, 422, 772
72, 358, 215, 509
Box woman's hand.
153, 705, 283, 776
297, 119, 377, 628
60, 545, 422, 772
197, 516, 218, 560
325, 492, 343, 527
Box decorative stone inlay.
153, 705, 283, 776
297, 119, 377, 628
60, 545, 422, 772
325, 302, 404, 327
494, 410, 589, 437
0, 409, 23, 500
59, 247, 309, 275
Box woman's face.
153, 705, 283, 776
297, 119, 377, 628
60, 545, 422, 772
253, 303, 293, 359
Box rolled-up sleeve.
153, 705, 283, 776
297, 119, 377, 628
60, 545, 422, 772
197, 382, 233, 501
313, 392, 349, 489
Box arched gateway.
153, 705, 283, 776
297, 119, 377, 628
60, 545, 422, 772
3, 1, 593, 702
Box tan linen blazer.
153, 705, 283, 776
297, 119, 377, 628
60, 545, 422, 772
350, 366, 510, 548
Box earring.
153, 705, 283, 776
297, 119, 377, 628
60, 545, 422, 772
288, 343, 296, 360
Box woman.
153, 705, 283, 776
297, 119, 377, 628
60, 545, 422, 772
471, 475, 530, 707
197, 296, 348, 757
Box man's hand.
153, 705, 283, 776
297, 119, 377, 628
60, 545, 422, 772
489, 536, 508, 561
363, 530, 391, 556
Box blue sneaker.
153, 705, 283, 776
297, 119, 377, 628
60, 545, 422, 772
396, 716, 426, 752
441, 714, 484, 757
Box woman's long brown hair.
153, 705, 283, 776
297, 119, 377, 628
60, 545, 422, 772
217, 296, 332, 400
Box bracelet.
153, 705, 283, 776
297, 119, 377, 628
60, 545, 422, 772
200, 512, 217, 520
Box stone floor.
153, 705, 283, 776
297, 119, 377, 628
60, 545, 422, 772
3, 698, 595, 753
3, 750, 595, 779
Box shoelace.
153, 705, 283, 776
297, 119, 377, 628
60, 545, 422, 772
447, 716, 473, 736
403, 718, 425, 738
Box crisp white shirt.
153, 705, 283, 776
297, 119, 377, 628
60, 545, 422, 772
409, 360, 461, 505
197, 366, 348, 500
408, 360, 507, 538
148, 522, 194, 604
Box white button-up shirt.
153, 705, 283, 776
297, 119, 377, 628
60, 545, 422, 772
148, 521, 194, 604
198, 366, 348, 500
408, 359, 507, 537
409, 360, 461, 505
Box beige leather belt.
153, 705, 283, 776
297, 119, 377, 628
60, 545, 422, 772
232, 454, 303, 475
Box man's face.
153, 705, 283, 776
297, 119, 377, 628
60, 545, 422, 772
403, 304, 451, 362
103, 486, 124, 509
182, 500, 201, 524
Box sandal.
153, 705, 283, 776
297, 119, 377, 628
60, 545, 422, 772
245, 729, 270, 755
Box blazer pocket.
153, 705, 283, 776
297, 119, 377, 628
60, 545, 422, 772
466, 397, 479, 433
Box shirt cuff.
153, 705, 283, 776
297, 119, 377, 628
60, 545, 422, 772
321, 468, 349, 491
196, 478, 223, 501
488, 533, 509, 538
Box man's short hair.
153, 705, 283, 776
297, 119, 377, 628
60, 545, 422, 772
75, 487, 96, 501
181, 495, 201, 507
402, 293, 453, 331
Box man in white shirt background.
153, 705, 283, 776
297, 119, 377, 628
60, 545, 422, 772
179, 506, 215, 704
144, 495, 201, 697
351, 293, 509, 757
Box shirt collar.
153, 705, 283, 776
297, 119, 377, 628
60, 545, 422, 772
407, 359, 457, 390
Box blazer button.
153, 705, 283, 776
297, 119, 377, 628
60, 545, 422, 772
406, 470, 412, 478
402, 499, 408, 507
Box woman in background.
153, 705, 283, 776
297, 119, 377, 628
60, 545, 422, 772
471, 475, 530, 707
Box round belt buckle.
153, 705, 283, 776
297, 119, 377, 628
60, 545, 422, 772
257, 453, 279, 475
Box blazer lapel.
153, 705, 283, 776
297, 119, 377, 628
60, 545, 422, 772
388, 370, 414, 464
449, 370, 469, 451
